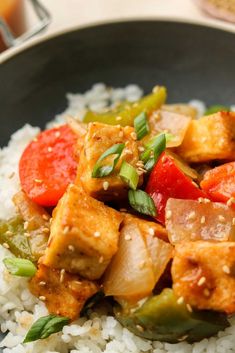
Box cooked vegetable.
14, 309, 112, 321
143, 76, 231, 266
3, 257, 36, 277
103, 215, 172, 299
0, 216, 33, 261
103, 222, 155, 299
145, 152, 207, 224
205, 105, 230, 115
77, 122, 142, 201
119, 161, 139, 190
147, 109, 191, 148
13, 191, 50, 260
128, 190, 156, 217
30, 264, 98, 320
23, 314, 69, 343
166, 198, 235, 244
200, 161, 235, 203
43, 184, 123, 280
176, 112, 235, 163
134, 112, 149, 140
141, 133, 166, 172
163, 104, 198, 119
172, 241, 235, 314
115, 288, 229, 343
92, 143, 125, 178
83, 86, 167, 127
19, 124, 78, 207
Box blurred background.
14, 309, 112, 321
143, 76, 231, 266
1, 0, 235, 52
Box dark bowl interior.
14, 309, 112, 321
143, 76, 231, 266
0, 20, 235, 147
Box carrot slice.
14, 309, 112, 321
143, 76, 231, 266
19, 124, 78, 206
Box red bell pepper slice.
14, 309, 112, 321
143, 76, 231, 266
145, 152, 208, 224
200, 162, 235, 203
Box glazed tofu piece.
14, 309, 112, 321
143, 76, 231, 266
29, 264, 98, 320
172, 241, 235, 314
176, 112, 235, 163
76, 122, 142, 201
43, 184, 123, 280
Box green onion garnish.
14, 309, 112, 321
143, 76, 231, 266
3, 257, 37, 277
92, 143, 125, 178
205, 105, 230, 116
128, 189, 157, 217
24, 314, 69, 343
141, 133, 166, 171
134, 112, 149, 140
119, 161, 139, 190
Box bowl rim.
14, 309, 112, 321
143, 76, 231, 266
0, 16, 235, 65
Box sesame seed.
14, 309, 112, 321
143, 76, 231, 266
2, 243, 9, 249
218, 215, 226, 223
119, 131, 124, 138
125, 234, 132, 241
63, 226, 70, 234
60, 269, 65, 283
139, 261, 146, 269
136, 324, 144, 332
131, 132, 137, 140
68, 245, 75, 252
120, 208, 127, 212
116, 116, 122, 121
227, 197, 235, 206
39, 296, 46, 301
24, 232, 31, 237
200, 216, 206, 224
103, 181, 109, 191
233, 218, 235, 226
177, 296, 184, 305
94, 231, 101, 238
187, 211, 196, 220
137, 167, 147, 174
153, 85, 160, 93
192, 181, 199, 188
49, 218, 53, 224
136, 161, 145, 167
138, 146, 145, 152
177, 335, 189, 342
161, 155, 167, 163
42, 214, 50, 221
42, 227, 50, 234
99, 256, 104, 263
23, 221, 29, 230
222, 265, 230, 274
197, 276, 206, 286
33, 137, 38, 142
198, 197, 203, 203
186, 303, 193, 312
5, 231, 13, 236
34, 179, 43, 184
47, 147, 53, 152
203, 198, 211, 203
8, 172, 15, 179
124, 148, 133, 155
148, 228, 155, 236
39, 281, 46, 286
166, 210, 172, 220
137, 169, 144, 176
203, 288, 210, 297
55, 131, 61, 138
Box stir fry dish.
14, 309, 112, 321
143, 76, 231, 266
2, 85, 235, 344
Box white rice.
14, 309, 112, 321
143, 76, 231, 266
0, 83, 235, 353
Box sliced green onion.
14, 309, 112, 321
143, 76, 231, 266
3, 257, 37, 277
24, 314, 69, 343
134, 112, 149, 140
205, 105, 230, 116
128, 190, 157, 217
92, 143, 125, 178
119, 161, 139, 190
141, 133, 166, 172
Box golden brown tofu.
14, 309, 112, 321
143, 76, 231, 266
29, 264, 98, 320
176, 112, 235, 163
172, 241, 235, 314
76, 122, 142, 201
43, 184, 123, 280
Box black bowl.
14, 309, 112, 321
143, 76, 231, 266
0, 20, 235, 147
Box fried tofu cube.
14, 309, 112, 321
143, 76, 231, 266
43, 184, 123, 280
176, 112, 235, 163
29, 264, 98, 320
172, 241, 235, 314
76, 122, 142, 200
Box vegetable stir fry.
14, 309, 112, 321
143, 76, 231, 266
2, 85, 235, 344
